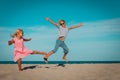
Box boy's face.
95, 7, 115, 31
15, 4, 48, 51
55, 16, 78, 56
59, 21, 66, 27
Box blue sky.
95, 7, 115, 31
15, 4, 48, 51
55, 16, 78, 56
0, 0, 120, 61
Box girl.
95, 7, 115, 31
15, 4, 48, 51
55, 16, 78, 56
44, 17, 83, 63
8, 29, 47, 71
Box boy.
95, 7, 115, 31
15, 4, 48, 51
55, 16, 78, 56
44, 17, 83, 63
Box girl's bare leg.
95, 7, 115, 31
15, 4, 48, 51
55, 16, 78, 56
17, 58, 22, 71
31, 51, 47, 55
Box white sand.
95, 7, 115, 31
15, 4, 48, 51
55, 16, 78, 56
0, 64, 120, 80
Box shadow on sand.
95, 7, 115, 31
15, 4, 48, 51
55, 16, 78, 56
22, 64, 66, 70
22, 65, 38, 70
57, 64, 65, 67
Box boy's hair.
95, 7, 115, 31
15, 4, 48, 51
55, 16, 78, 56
58, 19, 65, 24
10, 29, 24, 38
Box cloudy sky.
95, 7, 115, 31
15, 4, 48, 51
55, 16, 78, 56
0, 0, 120, 61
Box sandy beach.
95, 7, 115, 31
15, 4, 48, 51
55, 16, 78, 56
0, 64, 120, 80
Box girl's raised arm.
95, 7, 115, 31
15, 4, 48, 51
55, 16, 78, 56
23, 38, 32, 41
45, 17, 59, 28
8, 39, 14, 45
68, 23, 83, 30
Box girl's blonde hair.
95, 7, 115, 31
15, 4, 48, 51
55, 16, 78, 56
10, 29, 24, 38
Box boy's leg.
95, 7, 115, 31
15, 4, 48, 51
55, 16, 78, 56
44, 39, 61, 63
44, 51, 53, 59
44, 39, 60, 59
63, 53, 67, 61
61, 42, 69, 61
43, 51, 54, 63
17, 58, 22, 71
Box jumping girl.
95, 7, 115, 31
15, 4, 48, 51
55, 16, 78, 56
8, 29, 47, 71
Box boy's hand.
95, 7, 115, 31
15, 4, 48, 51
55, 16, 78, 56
45, 17, 50, 21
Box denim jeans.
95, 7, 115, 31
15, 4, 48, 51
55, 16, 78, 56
52, 39, 69, 54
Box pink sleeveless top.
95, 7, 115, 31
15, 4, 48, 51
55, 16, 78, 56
13, 37, 33, 62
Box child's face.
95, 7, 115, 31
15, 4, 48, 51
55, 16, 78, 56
17, 30, 23, 38
59, 21, 66, 27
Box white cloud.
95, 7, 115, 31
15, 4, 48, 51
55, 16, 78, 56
67, 18, 120, 39
0, 18, 120, 43
1, 18, 120, 45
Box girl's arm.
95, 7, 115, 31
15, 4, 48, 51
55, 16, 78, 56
45, 17, 59, 28
23, 38, 32, 41
68, 23, 83, 30
8, 39, 14, 45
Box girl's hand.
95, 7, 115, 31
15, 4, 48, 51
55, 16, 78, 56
45, 17, 50, 21
80, 23, 83, 26
8, 41, 11, 45
8, 40, 14, 45
23, 38, 32, 41
29, 38, 32, 41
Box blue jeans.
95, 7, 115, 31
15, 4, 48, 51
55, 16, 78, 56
52, 39, 69, 54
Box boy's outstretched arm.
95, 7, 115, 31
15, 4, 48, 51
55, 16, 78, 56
68, 23, 83, 30
23, 38, 32, 41
45, 17, 59, 28
8, 39, 14, 45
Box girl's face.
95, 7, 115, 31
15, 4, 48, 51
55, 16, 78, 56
59, 21, 66, 27
16, 30, 23, 38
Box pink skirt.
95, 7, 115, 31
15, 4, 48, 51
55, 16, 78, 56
14, 48, 33, 62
